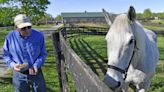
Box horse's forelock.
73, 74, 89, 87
110, 14, 132, 34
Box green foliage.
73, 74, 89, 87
0, 0, 51, 26
0, 77, 13, 92
137, 11, 164, 20
153, 12, 164, 19
136, 13, 144, 19
143, 8, 152, 19
0, 6, 20, 26
19, 0, 50, 23
55, 15, 61, 21
0, 0, 9, 4
0, 30, 8, 46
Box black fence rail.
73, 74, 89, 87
63, 26, 108, 37
153, 30, 164, 36
62, 26, 164, 37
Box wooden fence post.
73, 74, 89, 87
52, 32, 70, 92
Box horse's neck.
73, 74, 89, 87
131, 22, 148, 65
130, 22, 158, 75
132, 22, 147, 50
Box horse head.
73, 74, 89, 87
102, 6, 138, 91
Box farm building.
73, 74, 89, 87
61, 11, 106, 24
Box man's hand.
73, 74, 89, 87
13, 64, 21, 72
33, 66, 38, 74
29, 66, 38, 75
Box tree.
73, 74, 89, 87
19, 0, 50, 23
0, 6, 21, 26
0, 0, 50, 25
36, 13, 54, 25
156, 12, 164, 19
143, 8, 152, 19
136, 13, 144, 19
55, 15, 61, 22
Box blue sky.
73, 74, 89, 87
46, 0, 164, 17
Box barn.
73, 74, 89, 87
61, 11, 106, 24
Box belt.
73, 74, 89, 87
21, 70, 29, 74
20, 68, 41, 74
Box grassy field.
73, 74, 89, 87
144, 25, 164, 31
0, 30, 9, 46
33, 24, 55, 30
0, 25, 163, 91
0, 30, 60, 92
150, 20, 164, 25
68, 22, 164, 32
68, 35, 164, 92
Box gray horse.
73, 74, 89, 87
103, 6, 159, 92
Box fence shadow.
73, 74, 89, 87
69, 37, 99, 75
0, 77, 12, 84
69, 37, 107, 76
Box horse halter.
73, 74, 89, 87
108, 39, 137, 79
107, 39, 137, 89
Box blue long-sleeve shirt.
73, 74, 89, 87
3, 29, 47, 69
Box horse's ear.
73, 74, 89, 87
102, 8, 115, 25
128, 6, 136, 21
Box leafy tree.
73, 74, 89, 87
143, 8, 152, 19
36, 13, 54, 25
0, 0, 50, 25
55, 15, 61, 22
0, 6, 20, 26
18, 0, 50, 23
136, 13, 144, 19
156, 12, 164, 19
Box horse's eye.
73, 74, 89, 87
129, 39, 134, 44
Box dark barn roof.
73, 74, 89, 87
61, 12, 104, 18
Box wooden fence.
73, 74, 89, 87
51, 26, 164, 92
58, 26, 164, 37
52, 27, 113, 92
153, 30, 164, 36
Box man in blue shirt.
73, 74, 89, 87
3, 14, 47, 92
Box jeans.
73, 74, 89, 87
12, 69, 47, 92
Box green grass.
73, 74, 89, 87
144, 25, 164, 31
0, 26, 163, 91
0, 30, 12, 91
67, 35, 107, 80
43, 36, 60, 92
150, 20, 164, 25
0, 30, 9, 46
33, 24, 55, 30
68, 35, 164, 92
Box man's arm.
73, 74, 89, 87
3, 38, 16, 68
33, 33, 47, 69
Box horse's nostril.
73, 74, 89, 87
104, 59, 108, 63
117, 81, 121, 88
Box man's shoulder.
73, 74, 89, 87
32, 29, 44, 37
32, 29, 42, 34
6, 30, 15, 38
